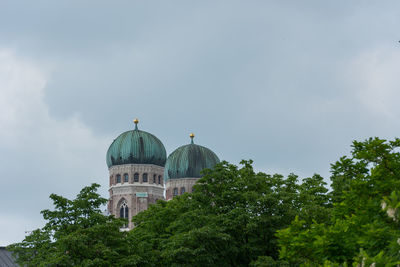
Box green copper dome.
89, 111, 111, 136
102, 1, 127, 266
106, 120, 167, 168
164, 134, 220, 181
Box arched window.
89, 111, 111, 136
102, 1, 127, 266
134, 173, 139, 182
120, 200, 129, 219
116, 174, 121, 183
173, 187, 178, 196
119, 200, 129, 228
180, 187, 185, 195
158, 175, 162, 185
124, 173, 129, 183
143, 173, 148, 183
153, 174, 156, 183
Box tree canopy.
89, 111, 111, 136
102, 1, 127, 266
10, 137, 400, 266
8, 184, 138, 267
277, 137, 400, 266
10, 161, 331, 266
129, 160, 330, 266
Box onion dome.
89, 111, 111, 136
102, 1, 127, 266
106, 119, 167, 168
164, 133, 220, 181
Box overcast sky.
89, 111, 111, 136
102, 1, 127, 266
1, 1, 400, 245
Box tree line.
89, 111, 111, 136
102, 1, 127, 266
9, 137, 400, 266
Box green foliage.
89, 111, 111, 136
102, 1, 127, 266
249, 256, 289, 267
128, 160, 330, 266
9, 160, 334, 266
13, 137, 400, 266
278, 137, 400, 265
8, 184, 133, 267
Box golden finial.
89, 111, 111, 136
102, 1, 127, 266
190, 133, 195, 144
133, 118, 139, 130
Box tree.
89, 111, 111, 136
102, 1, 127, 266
8, 184, 138, 267
9, 161, 331, 266
277, 137, 400, 265
128, 160, 330, 266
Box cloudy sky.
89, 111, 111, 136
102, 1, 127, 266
1, 1, 400, 245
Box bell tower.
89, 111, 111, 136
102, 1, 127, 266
106, 119, 166, 229
164, 133, 220, 200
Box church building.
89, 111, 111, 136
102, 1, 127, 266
106, 119, 219, 229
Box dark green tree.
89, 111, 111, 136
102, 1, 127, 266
128, 160, 330, 266
9, 161, 332, 266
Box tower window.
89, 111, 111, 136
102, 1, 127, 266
158, 175, 162, 185
119, 200, 129, 228
124, 173, 129, 183
153, 174, 156, 183
120, 200, 129, 218
173, 187, 178, 196
134, 173, 139, 182
143, 173, 148, 183
180, 187, 185, 195
116, 174, 121, 184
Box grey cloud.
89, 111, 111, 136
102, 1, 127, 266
1, 1, 400, 245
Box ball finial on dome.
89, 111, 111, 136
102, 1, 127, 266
190, 133, 195, 144
133, 118, 139, 130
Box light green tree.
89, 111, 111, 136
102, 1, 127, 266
8, 184, 139, 267
277, 138, 400, 266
